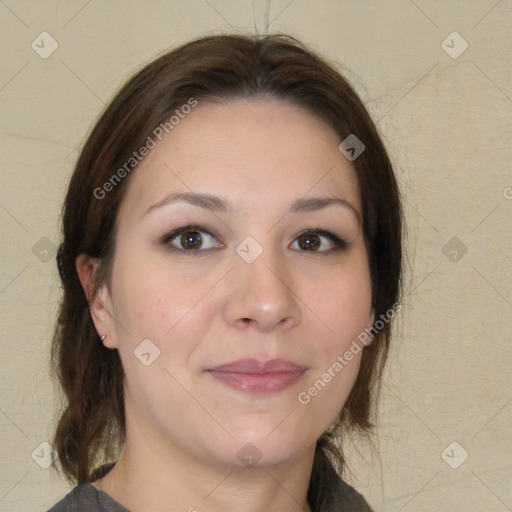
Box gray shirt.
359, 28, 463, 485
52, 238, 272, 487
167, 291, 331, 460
46, 462, 373, 512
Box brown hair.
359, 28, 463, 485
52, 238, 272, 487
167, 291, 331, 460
51, 33, 403, 505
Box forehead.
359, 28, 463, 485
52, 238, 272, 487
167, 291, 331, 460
118, 98, 361, 218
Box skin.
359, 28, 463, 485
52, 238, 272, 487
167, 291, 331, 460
76, 98, 374, 512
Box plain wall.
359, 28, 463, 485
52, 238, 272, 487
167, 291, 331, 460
0, 1, 510, 511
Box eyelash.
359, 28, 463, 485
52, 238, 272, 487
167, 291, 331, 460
161, 225, 221, 254
161, 225, 349, 255
293, 229, 349, 254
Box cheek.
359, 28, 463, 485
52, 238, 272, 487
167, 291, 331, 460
314, 262, 372, 342
112, 251, 216, 339
110, 256, 225, 392
110, 262, 210, 415
299, 255, 371, 409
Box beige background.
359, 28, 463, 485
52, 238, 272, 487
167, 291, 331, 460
1, 1, 511, 511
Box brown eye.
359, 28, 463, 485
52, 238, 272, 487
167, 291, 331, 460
180, 231, 202, 250
163, 226, 222, 253
291, 230, 349, 253
297, 233, 321, 251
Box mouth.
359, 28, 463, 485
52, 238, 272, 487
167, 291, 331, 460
205, 358, 307, 394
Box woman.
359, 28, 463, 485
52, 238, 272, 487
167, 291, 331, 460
47, 33, 403, 512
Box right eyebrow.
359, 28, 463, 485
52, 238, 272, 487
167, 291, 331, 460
143, 192, 231, 218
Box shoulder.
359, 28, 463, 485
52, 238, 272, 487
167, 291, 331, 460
334, 478, 374, 512
45, 483, 130, 512
312, 463, 374, 512
45, 464, 129, 512
45, 484, 100, 512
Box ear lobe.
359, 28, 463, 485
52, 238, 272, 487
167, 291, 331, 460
75, 254, 115, 345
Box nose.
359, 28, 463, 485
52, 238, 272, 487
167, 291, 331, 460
222, 245, 301, 333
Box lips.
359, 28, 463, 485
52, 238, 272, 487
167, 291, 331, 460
208, 358, 307, 374
205, 358, 307, 394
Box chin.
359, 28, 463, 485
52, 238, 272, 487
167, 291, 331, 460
223, 427, 314, 469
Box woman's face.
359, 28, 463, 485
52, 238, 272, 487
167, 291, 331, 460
93, 98, 374, 468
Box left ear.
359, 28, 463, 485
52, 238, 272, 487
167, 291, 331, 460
366, 306, 375, 329
365, 308, 375, 346
75, 253, 117, 348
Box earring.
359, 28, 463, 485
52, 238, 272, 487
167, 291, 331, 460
100, 334, 109, 342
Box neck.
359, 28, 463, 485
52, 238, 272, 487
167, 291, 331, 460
93, 411, 314, 512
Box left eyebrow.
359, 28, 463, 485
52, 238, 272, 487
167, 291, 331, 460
289, 197, 362, 224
